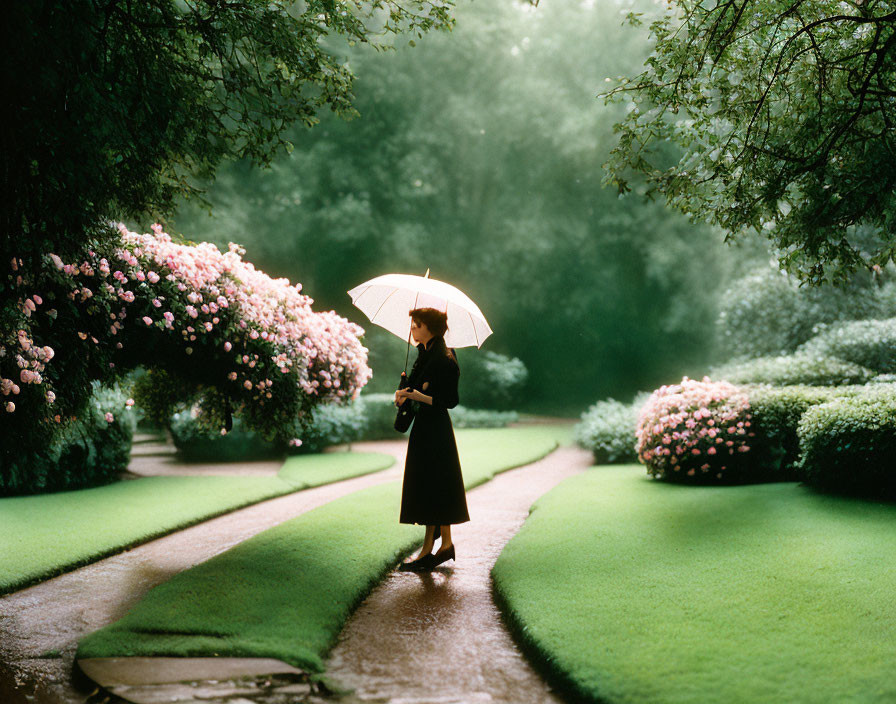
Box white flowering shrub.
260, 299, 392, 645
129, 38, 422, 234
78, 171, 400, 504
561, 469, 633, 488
715, 263, 896, 360
711, 353, 874, 387
797, 317, 896, 375
575, 398, 641, 464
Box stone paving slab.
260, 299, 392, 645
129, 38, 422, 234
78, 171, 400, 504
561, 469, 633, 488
79, 657, 304, 686
79, 657, 307, 704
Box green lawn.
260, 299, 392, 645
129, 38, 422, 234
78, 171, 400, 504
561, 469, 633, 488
77, 426, 566, 672
492, 464, 896, 704
456, 424, 573, 488
0, 451, 394, 596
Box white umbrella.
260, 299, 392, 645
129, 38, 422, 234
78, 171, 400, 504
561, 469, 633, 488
347, 270, 492, 349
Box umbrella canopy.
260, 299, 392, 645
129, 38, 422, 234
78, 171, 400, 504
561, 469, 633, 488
347, 271, 492, 348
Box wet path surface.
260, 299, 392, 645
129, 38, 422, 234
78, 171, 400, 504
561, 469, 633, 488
0, 440, 406, 704
1, 426, 589, 704
325, 445, 592, 704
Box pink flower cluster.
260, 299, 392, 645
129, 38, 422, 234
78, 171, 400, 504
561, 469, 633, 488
117, 224, 372, 404
2, 226, 371, 443
1, 325, 55, 407
636, 376, 755, 481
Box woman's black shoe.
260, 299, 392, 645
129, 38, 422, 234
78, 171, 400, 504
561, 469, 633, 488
430, 545, 455, 567
398, 554, 433, 572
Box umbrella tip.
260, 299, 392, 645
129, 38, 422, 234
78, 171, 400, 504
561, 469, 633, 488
424, 268, 430, 278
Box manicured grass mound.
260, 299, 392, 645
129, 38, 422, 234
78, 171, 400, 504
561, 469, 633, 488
77, 483, 416, 673
0, 451, 394, 596
77, 426, 567, 671
492, 465, 896, 704
278, 452, 395, 488
455, 424, 572, 488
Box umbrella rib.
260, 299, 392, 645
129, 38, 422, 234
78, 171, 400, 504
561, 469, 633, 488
468, 308, 480, 348
351, 285, 373, 306
371, 288, 405, 322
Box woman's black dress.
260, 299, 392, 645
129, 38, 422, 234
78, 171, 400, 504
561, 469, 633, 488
399, 338, 470, 526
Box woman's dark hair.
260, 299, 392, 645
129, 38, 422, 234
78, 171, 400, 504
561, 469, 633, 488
410, 307, 448, 338
410, 307, 456, 361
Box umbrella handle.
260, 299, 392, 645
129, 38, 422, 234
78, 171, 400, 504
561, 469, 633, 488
404, 327, 412, 375
404, 269, 428, 374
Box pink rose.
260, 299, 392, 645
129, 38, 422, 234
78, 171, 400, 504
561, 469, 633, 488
142, 316, 153, 326
104, 412, 114, 423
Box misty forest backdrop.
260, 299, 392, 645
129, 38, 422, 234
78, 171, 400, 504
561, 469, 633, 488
164, 0, 773, 415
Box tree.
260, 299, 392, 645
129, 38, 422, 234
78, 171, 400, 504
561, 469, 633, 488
1, 0, 448, 484
1, 0, 453, 267
604, 1, 896, 285
176, 0, 768, 411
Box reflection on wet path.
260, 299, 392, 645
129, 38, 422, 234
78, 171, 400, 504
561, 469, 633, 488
326, 446, 592, 704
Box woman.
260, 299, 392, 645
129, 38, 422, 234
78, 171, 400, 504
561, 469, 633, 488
394, 307, 469, 571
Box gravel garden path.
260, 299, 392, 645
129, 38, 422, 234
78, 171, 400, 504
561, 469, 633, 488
0, 439, 407, 704
1, 421, 589, 704
324, 444, 592, 704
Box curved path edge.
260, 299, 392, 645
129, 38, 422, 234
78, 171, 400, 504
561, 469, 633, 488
0, 441, 408, 704
73, 444, 592, 704
323, 445, 593, 704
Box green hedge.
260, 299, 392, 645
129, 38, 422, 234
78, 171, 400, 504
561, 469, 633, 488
714, 263, 895, 359
0, 384, 136, 496
712, 353, 875, 387
169, 393, 520, 461
459, 350, 529, 410
797, 385, 896, 497
574, 398, 641, 464
746, 385, 858, 479
169, 411, 286, 461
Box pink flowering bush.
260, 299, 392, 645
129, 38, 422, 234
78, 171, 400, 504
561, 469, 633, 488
636, 376, 756, 484
1, 225, 371, 491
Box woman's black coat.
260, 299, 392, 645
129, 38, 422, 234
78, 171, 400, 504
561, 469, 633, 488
399, 337, 470, 526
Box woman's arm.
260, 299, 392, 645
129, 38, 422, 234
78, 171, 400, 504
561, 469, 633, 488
395, 359, 459, 409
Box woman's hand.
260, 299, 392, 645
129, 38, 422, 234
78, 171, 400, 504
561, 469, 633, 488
396, 386, 433, 405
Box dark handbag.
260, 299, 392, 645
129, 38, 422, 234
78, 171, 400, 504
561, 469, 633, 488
394, 371, 417, 432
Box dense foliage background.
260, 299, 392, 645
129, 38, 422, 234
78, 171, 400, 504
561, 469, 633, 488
604, 0, 896, 284
172, 0, 772, 414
